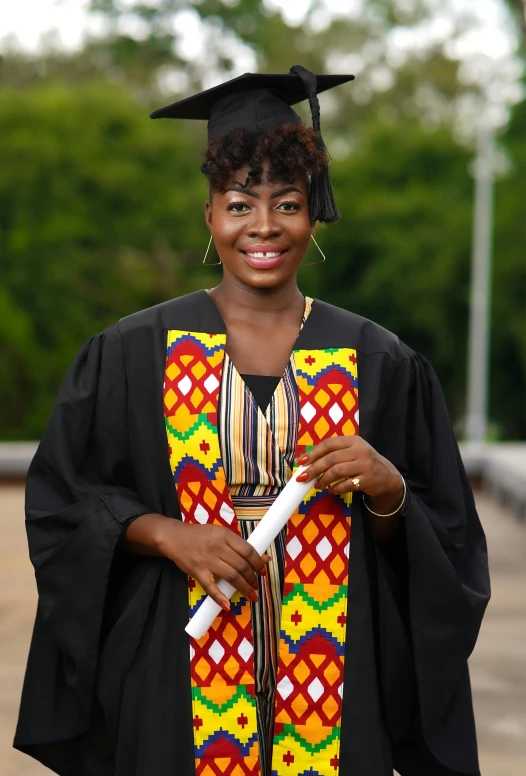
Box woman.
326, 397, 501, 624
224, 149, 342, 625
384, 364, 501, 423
15, 67, 489, 776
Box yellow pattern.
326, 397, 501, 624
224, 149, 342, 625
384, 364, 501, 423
273, 732, 340, 776
167, 419, 224, 474
193, 695, 258, 750
281, 590, 348, 648
295, 349, 358, 382
167, 330, 227, 350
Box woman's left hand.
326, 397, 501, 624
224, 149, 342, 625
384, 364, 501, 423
296, 436, 404, 515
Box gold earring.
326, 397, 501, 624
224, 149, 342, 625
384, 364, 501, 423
203, 235, 221, 265
301, 234, 327, 267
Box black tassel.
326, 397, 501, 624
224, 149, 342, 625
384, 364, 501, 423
290, 64, 340, 225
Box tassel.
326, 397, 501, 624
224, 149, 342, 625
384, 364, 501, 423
290, 65, 340, 225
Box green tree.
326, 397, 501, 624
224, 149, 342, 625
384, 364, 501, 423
0, 80, 212, 438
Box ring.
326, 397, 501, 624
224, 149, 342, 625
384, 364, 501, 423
351, 477, 360, 490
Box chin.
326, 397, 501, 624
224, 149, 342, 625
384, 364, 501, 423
238, 267, 296, 290
229, 253, 301, 289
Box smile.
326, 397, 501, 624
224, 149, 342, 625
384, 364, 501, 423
245, 251, 284, 259
241, 249, 288, 270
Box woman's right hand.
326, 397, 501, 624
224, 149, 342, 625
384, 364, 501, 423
121, 513, 270, 610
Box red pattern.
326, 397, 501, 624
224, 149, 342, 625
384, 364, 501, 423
276, 637, 344, 727
190, 604, 256, 688
174, 462, 235, 529
196, 751, 260, 776
283, 497, 351, 586
298, 368, 358, 449
164, 335, 223, 416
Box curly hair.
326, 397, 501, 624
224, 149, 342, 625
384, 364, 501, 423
201, 123, 328, 192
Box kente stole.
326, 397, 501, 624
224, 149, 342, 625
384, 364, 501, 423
163, 331, 359, 776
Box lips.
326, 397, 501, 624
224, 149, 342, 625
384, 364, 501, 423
241, 245, 289, 270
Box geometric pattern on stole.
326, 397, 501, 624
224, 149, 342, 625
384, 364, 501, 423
270, 348, 358, 776
164, 330, 260, 776
164, 332, 359, 776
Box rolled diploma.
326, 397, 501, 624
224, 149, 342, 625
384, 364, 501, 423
185, 466, 314, 640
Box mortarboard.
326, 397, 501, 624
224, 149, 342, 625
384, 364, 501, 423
151, 66, 355, 223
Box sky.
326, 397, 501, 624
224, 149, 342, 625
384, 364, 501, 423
0, 0, 519, 60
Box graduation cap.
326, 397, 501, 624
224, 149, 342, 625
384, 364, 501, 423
151, 66, 355, 224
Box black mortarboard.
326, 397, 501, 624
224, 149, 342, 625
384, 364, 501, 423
151, 66, 355, 224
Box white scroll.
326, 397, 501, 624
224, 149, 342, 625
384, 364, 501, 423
185, 466, 314, 640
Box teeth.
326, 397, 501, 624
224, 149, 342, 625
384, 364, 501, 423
246, 251, 282, 258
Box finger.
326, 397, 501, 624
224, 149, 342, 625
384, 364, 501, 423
328, 475, 366, 495
220, 547, 259, 588
225, 533, 267, 574
198, 570, 233, 611
301, 448, 360, 487
315, 461, 362, 490
211, 560, 260, 601
261, 553, 271, 574
298, 436, 360, 466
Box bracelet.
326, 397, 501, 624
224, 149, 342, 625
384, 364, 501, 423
362, 477, 406, 517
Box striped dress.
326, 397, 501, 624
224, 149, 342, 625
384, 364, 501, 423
217, 299, 313, 776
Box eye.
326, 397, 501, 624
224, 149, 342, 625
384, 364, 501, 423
277, 200, 301, 212
227, 201, 250, 213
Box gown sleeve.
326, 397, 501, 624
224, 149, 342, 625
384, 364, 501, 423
15, 324, 152, 758
372, 348, 490, 775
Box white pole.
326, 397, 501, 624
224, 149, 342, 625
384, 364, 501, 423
465, 119, 495, 443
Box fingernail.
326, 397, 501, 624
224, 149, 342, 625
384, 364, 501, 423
314, 480, 322, 490
252, 581, 259, 589
296, 472, 309, 483
260, 566, 267, 576
249, 591, 259, 602
297, 455, 309, 465
221, 600, 231, 612
328, 487, 335, 494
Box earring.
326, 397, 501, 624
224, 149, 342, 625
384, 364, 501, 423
301, 234, 327, 267
203, 235, 221, 265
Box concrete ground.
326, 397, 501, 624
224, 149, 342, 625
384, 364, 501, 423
0, 486, 524, 775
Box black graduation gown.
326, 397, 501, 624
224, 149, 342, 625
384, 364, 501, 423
14, 291, 490, 776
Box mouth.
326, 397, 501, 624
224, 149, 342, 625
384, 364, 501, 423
241, 248, 289, 270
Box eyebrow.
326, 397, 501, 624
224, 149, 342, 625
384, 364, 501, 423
223, 185, 303, 199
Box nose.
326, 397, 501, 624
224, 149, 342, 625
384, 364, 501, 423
247, 206, 282, 239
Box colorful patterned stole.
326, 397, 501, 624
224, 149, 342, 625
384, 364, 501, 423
164, 331, 359, 776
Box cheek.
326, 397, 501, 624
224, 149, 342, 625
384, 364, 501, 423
212, 218, 245, 246
292, 219, 313, 248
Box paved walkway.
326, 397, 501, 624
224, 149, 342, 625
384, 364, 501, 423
1, 486, 525, 775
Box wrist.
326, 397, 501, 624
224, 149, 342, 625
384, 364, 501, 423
121, 512, 183, 558
365, 474, 405, 516
155, 515, 186, 559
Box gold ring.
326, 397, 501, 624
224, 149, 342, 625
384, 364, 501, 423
351, 477, 360, 490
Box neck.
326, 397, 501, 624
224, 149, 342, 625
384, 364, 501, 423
210, 275, 304, 324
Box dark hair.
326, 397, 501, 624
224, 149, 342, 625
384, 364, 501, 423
201, 123, 328, 194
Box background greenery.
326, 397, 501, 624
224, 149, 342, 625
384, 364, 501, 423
1, 0, 524, 439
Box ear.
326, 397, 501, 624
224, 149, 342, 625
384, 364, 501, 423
205, 199, 213, 232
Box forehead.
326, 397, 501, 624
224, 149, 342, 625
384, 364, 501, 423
222, 163, 308, 194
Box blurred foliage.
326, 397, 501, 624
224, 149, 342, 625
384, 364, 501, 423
505, 0, 526, 41
0, 83, 215, 436
0, 0, 524, 439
